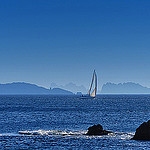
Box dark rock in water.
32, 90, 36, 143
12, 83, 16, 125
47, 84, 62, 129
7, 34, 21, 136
86, 124, 112, 135
131, 120, 150, 141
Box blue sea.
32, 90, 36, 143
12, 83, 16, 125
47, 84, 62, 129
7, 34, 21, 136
0, 95, 150, 149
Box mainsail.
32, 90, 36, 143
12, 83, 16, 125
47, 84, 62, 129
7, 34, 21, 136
87, 70, 97, 97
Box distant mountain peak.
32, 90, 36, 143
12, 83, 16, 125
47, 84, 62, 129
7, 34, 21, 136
101, 82, 150, 94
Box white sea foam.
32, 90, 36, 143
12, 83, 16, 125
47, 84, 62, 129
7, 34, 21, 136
18, 129, 87, 136
111, 132, 134, 140
18, 129, 134, 140
0, 133, 19, 136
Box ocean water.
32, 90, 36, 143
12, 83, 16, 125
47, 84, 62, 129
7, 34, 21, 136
0, 95, 150, 149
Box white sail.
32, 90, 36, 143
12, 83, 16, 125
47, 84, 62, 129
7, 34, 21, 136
80, 70, 97, 99
90, 71, 97, 97
86, 70, 97, 98
87, 71, 95, 95
90, 89, 96, 97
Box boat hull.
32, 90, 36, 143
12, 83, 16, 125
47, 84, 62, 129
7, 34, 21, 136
80, 95, 95, 99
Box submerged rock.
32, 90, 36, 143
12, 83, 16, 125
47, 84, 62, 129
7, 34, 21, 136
131, 120, 150, 141
86, 124, 112, 135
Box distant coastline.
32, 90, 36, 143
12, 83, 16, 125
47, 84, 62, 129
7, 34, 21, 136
0, 82, 73, 95
0, 82, 150, 95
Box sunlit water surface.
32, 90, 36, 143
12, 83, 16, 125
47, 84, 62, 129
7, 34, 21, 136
0, 95, 150, 149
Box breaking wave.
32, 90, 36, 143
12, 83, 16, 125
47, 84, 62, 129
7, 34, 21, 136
18, 129, 87, 136
18, 129, 134, 140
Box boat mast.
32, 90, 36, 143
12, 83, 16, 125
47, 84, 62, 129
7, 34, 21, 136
95, 71, 97, 95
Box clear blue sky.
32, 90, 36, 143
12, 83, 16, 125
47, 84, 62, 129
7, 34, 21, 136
0, 0, 150, 89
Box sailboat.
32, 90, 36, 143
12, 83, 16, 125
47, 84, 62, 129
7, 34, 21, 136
80, 70, 97, 99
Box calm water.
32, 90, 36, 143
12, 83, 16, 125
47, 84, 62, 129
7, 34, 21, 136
0, 95, 150, 149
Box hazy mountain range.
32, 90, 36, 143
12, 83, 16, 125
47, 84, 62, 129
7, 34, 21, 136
0, 82, 73, 95
101, 82, 150, 94
50, 82, 87, 94
0, 82, 150, 95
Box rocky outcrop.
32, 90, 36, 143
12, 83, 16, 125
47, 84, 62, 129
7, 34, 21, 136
86, 124, 112, 135
131, 120, 150, 141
